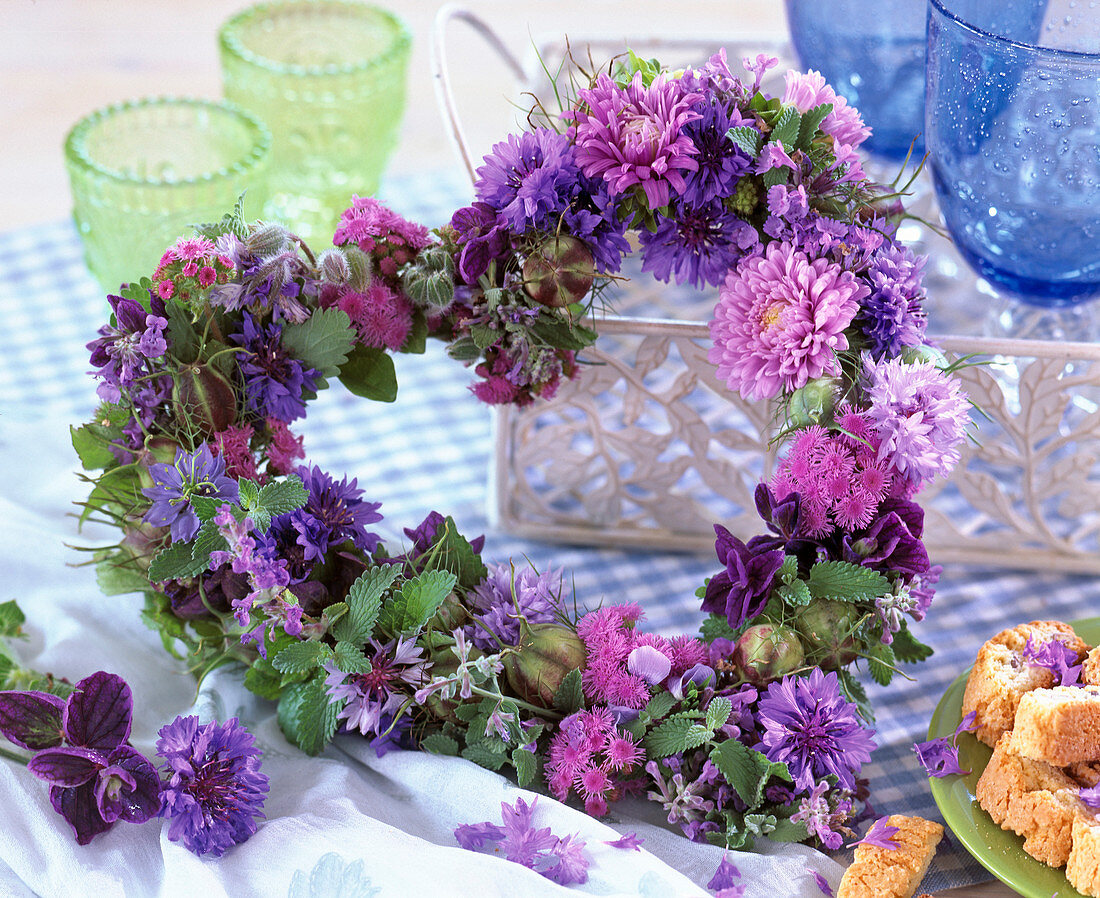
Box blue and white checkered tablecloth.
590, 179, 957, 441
2, 169, 1098, 894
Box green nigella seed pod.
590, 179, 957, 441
786, 377, 840, 428
796, 599, 860, 669
318, 248, 351, 286
427, 592, 469, 632
900, 343, 949, 369
732, 623, 805, 686
728, 177, 760, 217
502, 620, 587, 708
173, 363, 237, 437
343, 246, 373, 292
522, 235, 596, 308
246, 222, 291, 257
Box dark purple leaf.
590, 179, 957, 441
63, 671, 132, 751
28, 746, 104, 787
49, 782, 111, 845
0, 690, 64, 751
97, 746, 162, 824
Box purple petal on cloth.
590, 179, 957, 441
707, 854, 742, 891
63, 671, 132, 751
96, 745, 162, 824
454, 821, 506, 850
811, 869, 835, 897
913, 736, 968, 777
49, 782, 112, 845
28, 746, 106, 787
545, 832, 589, 885
0, 690, 64, 750
604, 831, 645, 851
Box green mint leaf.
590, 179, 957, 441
762, 165, 790, 188
837, 669, 875, 723
795, 102, 833, 151
273, 640, 333, 676
281, 308, 355, 380
645, 713, 708, 759
446, 337, 480, 361
0, 600, 25, 639
334, 565, 401, 644
338, 343, 398, 403
333, 641, 372, 674
238, 478, 260, 511
188, 495, 227, 524
768, 816, 812, 843
377, 569, 458, 637
191, 522, 229, 573
807, 561, 890, 603
778, 579, 812, 607
770, 105, 802, 146
779, 555, 799, 584
193, 193, 249, 240
867, 641, 897, 686
257, 475, 308, 520
71, 424, 117, 471
528, 317, 595, 352
552, 668, 585, 714
148, 539, 209, 582
420, 733, 459, 756
705, 695, 733, 733
727, 125, 763, 157
422, 517, 488, 591
244, 662, 284, 701
891, 625, 934, 663
283, 675, 340, 756
461, 743, 508, 771
95, 554, 152, 597
512, 747, 538, 788
700, 613, 738, 642
643, 691, 676, 721
710, 739, 791, 811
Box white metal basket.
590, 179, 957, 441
432, 7, 1100, 573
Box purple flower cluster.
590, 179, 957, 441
87, 292, 169, 404
466, 563, 563, 651
232, 313, 321, 423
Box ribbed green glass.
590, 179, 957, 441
64, 97, 272, 294
219, 1, 412, 246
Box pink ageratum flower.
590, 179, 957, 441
152, 236, 234, 306
782, 70, 870, 150
709, 242, 867, 402
545, 709, 643, 817
336, 282, 413, 351
333, 195, 430, 288
570, 72, 701, 209
264, 417, 305, 476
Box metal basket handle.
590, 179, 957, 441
431, 4, 529, 185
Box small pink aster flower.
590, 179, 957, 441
782, 69, 870, 149
570, 72, 701, 209
709, 242, 867, 401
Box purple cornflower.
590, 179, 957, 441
0, 672, 161, 845
700, 524, 784, 630
679, 100, 752, 206
708, 854, 746, 897
640, 200, 756, 289
849, 816, 900, 850
142, 443, 239, 543
570, 71, 701, 208
323, 636, 427, 737
559, 174, 631, 273
913, 710, 979, 778
791, 780, 851, 850
1080, 783, 1100, 809
466, 563, 563, 651
454, 796, 590, 886
156, 715, 269, 857
231, 312, 320, 423
474, 128, 582, 233
274, 465, 384, 563
856, 244, 929, 359
1023, 635, 1083, 687
754, 668, 876, 793
864, 356, 970, 490
87, 292, 169, 403
709, 241, 867, 402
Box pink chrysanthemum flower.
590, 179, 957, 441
863, 356, 970, 489
570, 72, 701, 209
782, 70, 870, 150
152, 235, 234, 306
709, 242, 867, 402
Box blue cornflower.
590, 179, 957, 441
156, 715, 269, 858
465, 563, 563, 651
639, 200, 756, 289
231, 312, 320, 423
855, 243, 928, 359
142, 443, 239, 543
680, 100, 752, 206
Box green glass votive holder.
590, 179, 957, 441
219, 0, 412, 246
65, 97, 272, 294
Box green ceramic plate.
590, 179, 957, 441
927, 618, 1100, 898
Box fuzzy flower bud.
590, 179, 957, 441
785, 377, 839, 429
245, 222, 291, 257
343, 245, 373, 292
318, 248, 351, 286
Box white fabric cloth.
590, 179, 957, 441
0, 417, 846, 898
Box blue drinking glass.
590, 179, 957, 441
926, 0, 1100, 336
784, 0, 927, 160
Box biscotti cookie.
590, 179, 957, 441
976, 732, 1089, 866
1082, 647, 1100, 687
1012, 685, 1100, 766
1068, 813, 1100, 898
960, 621, 1088, 747
837, 815, 943, 898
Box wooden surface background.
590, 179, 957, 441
0, 2, 1018, 895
